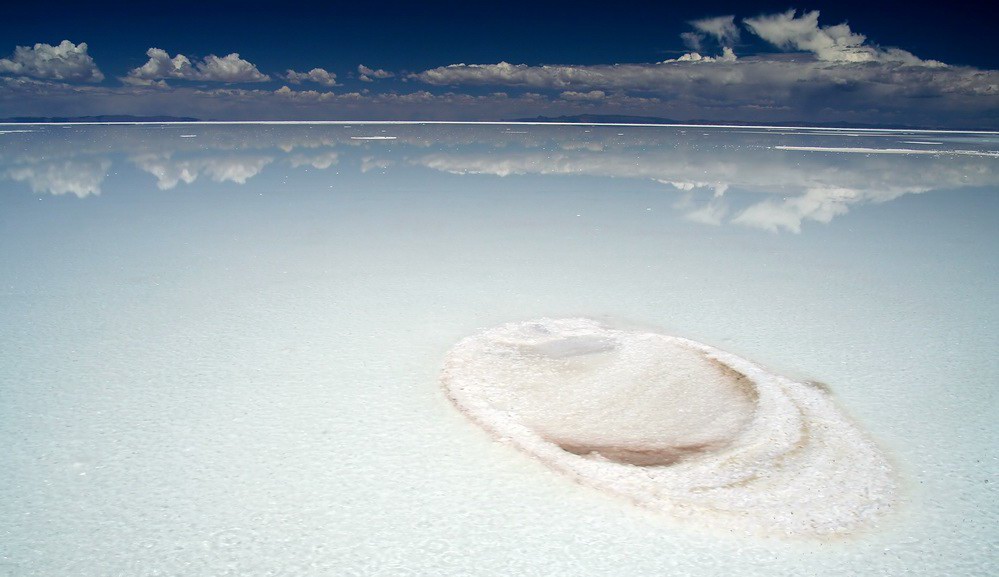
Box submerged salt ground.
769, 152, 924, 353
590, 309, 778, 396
443, 318, 896, 537
2, 124, 996, 575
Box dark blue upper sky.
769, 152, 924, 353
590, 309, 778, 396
1, 1, 996, 126
4, 0, 995, 71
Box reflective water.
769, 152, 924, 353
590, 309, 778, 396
1, 124, 997, 575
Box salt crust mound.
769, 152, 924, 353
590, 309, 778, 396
441, 318, 896, 537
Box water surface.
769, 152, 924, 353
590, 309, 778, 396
1, 123, 996, 575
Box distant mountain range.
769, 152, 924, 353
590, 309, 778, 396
506, 114, 943, 130
0, 115, 201, 123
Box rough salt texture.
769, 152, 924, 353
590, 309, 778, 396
442, 318, 897, 537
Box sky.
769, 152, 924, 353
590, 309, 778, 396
1, 0, 996, 127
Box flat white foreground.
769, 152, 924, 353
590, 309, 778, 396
0, 124, 995, 576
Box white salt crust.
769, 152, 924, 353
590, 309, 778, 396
441, 318, 897, 537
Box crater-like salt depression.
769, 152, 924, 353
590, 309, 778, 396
442, 318, 896, 537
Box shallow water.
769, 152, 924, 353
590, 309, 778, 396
1, 123, 997, 575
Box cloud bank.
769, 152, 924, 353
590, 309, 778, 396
408, 10, 995, 128
0, 10, 995, 128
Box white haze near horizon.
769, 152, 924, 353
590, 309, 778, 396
0, 124, 996, 576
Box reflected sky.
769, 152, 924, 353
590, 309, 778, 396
3, 124, 995, 233
1, 124, 997, 576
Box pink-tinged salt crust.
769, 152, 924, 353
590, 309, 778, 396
442, 318, 896, 537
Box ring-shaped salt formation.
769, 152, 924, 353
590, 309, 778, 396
441, 318, 896, 537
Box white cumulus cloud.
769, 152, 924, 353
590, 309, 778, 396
198, 53, 270, 82
681, 15, 739, 52
358, 64, 395, 82
743, 10, 941, 65
664, 48, 737, 63
0, 40, 104, 82
124, 48, 270, 85
285, 67, 337, 86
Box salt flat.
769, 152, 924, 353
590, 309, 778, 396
1, 124, 996, 576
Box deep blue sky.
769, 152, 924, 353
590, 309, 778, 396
1, 1, 996, 126
4, 0, 994, 73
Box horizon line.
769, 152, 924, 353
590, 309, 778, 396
1, 120, 997, 135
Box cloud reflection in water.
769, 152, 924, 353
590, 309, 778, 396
1, 125, 994, 235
